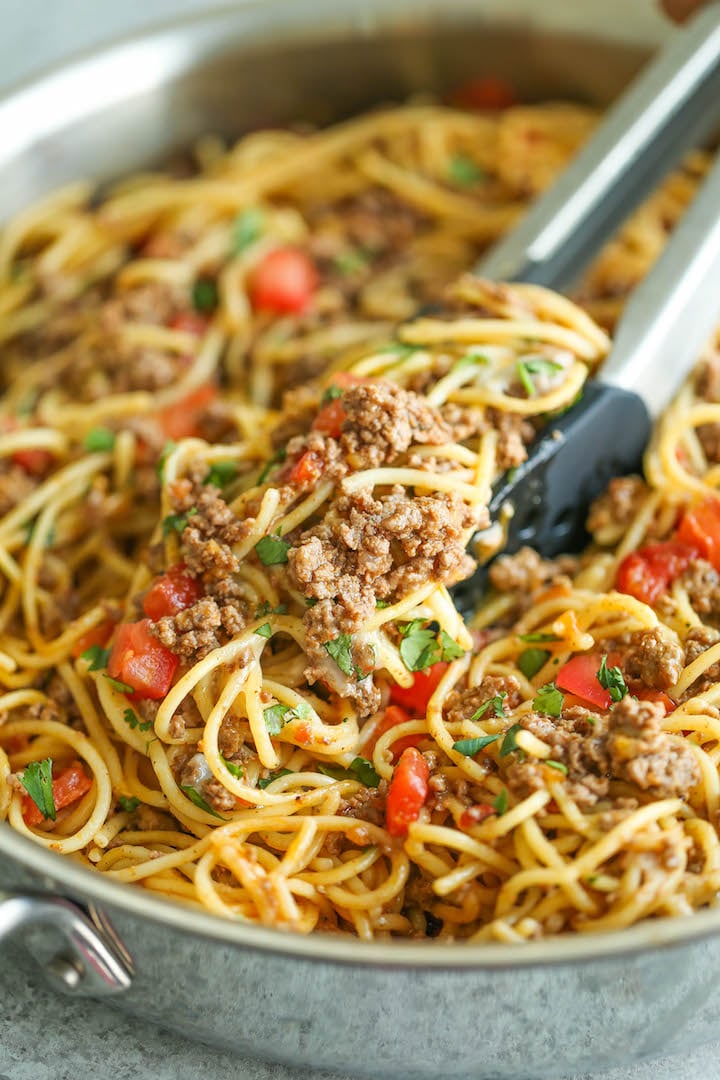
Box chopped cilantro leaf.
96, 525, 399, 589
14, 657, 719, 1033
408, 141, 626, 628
83, 427, 115, 452
469, 694, 506, 721
375, 599, 390, 609
191, 278, 218, 313
180, 785, 224, 818
597, 654, 628, 703
519, 631, 559, 643
333, 249, 370, 275
399, 621, 441, 672
118, 795, 140, 813
230, 207, 264, 254
104, 675, 135, 695
545, 759, 568, 775
220, 754, 243, 780
205, 461, 238, 489
493, 788, 508, 816
499, 723, 523, 758
255, 623, 273, 639
325, 634, 355, 677
318, 762, 351, 781
379, 341, 418, 358
516, 356, 563, 398
257, 448, 287, 485
450, 350, 490, 374
439, 630, 465, 662
156, 440, 176, 479
19, 759, 56, 822
264, 700, 311, 734
255, 533, 290, 566
305, 597, 318, 608
452, 733, 500, 757
321, 384, 344, 405
162, 508, 198, 537
122, 707, 152, 733
258, 768, 293, 789
532, 682, 564, 717
81, 644, 110, 672
448, 154, 485, 186
349, 757, 381, 788
518, 647, 550, 679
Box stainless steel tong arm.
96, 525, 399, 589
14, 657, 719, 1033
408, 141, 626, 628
478, 3, 720, 292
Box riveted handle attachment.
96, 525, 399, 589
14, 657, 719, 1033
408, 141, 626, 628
0, 890, 132, 996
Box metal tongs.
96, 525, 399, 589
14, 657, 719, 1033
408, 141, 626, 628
453, 4, 720, 612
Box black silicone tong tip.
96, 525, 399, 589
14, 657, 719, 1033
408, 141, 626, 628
450, 382, 652, 617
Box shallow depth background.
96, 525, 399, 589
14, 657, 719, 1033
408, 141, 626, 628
0, 1, 719, 1077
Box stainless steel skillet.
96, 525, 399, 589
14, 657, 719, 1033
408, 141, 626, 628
3, 5, 720, 1080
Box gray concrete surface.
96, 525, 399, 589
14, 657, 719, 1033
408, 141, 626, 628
1, 1, 719, 1077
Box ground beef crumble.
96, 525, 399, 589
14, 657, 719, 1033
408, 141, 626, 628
488, 545, 576, 594
620, 627, 684, 690
586, 476, 648, 541
507, 697, 698, 807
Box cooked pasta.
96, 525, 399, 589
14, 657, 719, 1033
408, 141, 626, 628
1, 92, 718, 942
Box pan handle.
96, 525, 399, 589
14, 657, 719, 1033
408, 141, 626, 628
0, 889, 132, 996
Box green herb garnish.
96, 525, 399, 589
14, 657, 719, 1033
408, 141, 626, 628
499, 723, 523, 758
493, 788, 509, 816
452, 733, 500, 757
230, 207, 264, 254
349, 756, 381, 788
122, 708, 152, 733
255, 623, 273, 639
191, 278, 218, 313
597, 654, 628, 703
257, 448, 287, 485
333, 249, 370, 275
205, 461, 238, 489
470, 694, 506, 721
325, 634, 355, 678
220, 754, 244, 780
19, 759, 56, 822
518, 648, 550, 680
156, 440, 176, 479
83, 427, 115, 452
81, 644, 110, 672
516, 357, 563, 398
255, 532, 290, 566
450, 351, 490, 374
519, 632, 560, 643
448, 154, 485, 187
439, 630, 465, 662
118, 795, 140, 813
180, 785, 224, 818
162, 508, 198, 537
545, 759, 568, 775
398, 620, 441, 672
320, 384, 345, 405
258, 768, 293, 789
532, 682, 564, 718
263, 700, 312, 734
104, 675, 135, 695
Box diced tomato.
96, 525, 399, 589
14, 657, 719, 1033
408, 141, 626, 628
634, 689, 676, 714
451, 75, 517, 111
556, 652, 622, 711
22, 762, 92, 827
168, 311, 209, 336
312, 397, 346, 439
71, 620, 115, 659
677, 498, 720, 572
390, 662, 449, 716
459, 803, 496, 830
12, 448, 53, 476
143, 564, 202, 621
108, 619, 178, 700
293, 721, 312, 745
248, 247, 318, 314
364, 705, 423, 762
616, 541, 697, 605
385, 747, 430, 838
286, 449, 325, 487
158, 384, 218, 440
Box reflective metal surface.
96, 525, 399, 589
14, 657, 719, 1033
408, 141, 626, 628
1, 4, 718, 1077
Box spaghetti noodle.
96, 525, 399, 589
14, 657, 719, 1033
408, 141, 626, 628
0, 96, 718, 942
